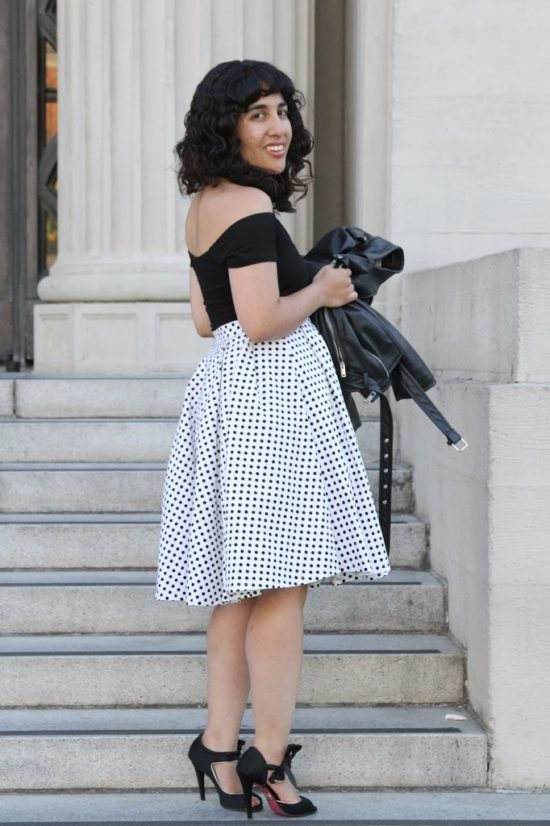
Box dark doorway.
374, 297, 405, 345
0, 0, 57, 371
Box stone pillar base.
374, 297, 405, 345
33, 302, 212, 374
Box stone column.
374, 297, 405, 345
35, 0, 314, 372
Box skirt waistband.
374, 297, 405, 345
212, 320, 248, 345
212, 317, 316, 347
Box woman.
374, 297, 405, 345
156, 59, 390, 819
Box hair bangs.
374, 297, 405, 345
215, 61, 297, 113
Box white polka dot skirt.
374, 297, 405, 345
156, 317, 390, 606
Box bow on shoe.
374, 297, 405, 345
268, 743, 302, 784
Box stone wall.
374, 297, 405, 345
398, 248, 550, 788
374, 0, 550, 323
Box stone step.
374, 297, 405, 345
0, 705, 487, 791
0, 462, 414, 513
0, 416, 389, 463
0, 570, 445, 634
0, 512, 426, 570
11, 376, 192, 419
9, 376, 381, 422
2, 789, 550, 825
0, 632, 463, 707
0, 419, 180, 463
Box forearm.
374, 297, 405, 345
247, 281, 325, 343
189, 268, 213, 337
192, 312, 213, 338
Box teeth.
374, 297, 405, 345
266, 145, 284, 151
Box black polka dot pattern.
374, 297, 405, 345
155, 317, 390, 606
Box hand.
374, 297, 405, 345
312, 264, 358, 308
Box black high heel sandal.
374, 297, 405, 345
188, 733, 263, 812
237, 743, 317, 819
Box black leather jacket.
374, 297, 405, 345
303, 227, 433, 424
302, 226, 465, 553
304, 226, 462, 450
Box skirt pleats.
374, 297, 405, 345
156, 317, 390, 606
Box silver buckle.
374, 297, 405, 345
366, 391, 378, 403
452, 438, 469, 452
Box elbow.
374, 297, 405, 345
239, 310, 279, 344
242, 323, 270, 344
247, 330, 265, 344
194, 322, 212, 338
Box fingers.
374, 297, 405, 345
340, 270, 357, 303
319, 264, 358, 306
337, 267, 352, 286
346, 272, 357, 301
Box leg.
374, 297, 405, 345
246, 584, 308, 803
202, 597, 257, 794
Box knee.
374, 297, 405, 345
257, 584, 308, 611
209, 597, 258, 629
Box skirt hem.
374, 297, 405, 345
155, 563, 391, 608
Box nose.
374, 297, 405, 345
267, 116, 282, 134
267, 113, 290, 136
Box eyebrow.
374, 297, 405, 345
247, 102, 288, 111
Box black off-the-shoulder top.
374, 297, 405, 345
188, 211, 311, 331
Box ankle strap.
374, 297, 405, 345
268, 743, 302, 782
202, 736, 245, 762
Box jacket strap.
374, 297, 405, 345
399, 366, 467, 450
377, 392, 393, 554
363, 375, 392, 554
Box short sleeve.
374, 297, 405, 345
220, 212, 278, 269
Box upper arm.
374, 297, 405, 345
223, 190, 280, 342
229, 261, 280, 342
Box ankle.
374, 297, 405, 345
202, 727, 241, 753
251, 739, 286, 765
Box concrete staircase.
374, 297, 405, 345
1, 374, 528, 824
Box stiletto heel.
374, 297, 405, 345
187, 732, 263, 812
193, 765, 206, 801
237, 743, 317, 818
237, 772, 255, 819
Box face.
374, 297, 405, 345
235, 91, 293, 174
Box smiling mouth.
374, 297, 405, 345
265, 144, 286, 155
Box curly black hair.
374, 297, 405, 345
174, 60, 314, 213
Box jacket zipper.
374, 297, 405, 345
323, 310, 390, 384
323, 309, 346, 377
369, 351, 390, 380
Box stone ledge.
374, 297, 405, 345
402, 247, 550, 383
37, 269, 190, 302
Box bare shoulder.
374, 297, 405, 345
186, 184, 272, 255
204, 184, 273, 227
222, 184, 272, 214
